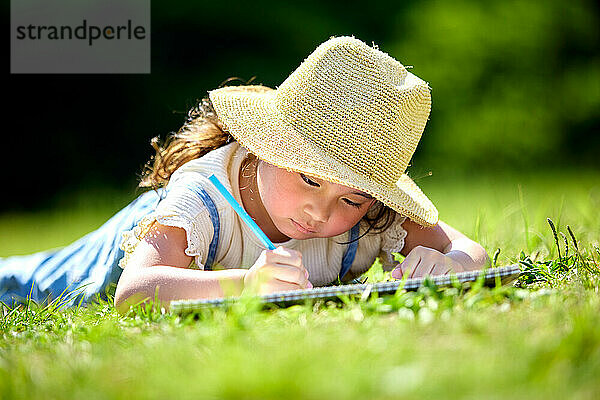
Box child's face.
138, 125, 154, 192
256, 161, 375, 240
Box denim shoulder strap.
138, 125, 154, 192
183, 183, 220, 270
338, 223, 360, 280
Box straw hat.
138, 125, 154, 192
208, 36, 438, 227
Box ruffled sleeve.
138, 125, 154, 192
118, 173, 216, 270
379, 213, 408, 269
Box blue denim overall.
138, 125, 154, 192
0, 185, 360, 307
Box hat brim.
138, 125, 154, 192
209, 85, 438, 227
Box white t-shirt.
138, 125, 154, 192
119, 142, 408, 286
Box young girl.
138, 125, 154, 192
0, 36, 489, 313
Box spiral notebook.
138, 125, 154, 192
170, 264, 521, 314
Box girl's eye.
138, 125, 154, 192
300, 173, 320, 187
343, 199, 362, 209
301, 173, 362, 208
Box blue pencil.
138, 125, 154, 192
208, 174, 277, 250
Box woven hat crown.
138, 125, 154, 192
208, 36, 438, 226
274, 36, 431, 186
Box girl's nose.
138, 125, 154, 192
304, 202, 331, 223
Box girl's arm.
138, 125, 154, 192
113, 222, 246, 314
390, 219, 490, 279
114, 222, 309, 315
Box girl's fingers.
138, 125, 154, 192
391, 251, 419, 279
392, 253, 460, 280
409, 258, 422, 278
422, 264, 444, 277
258, 264, 307, 285
246, 248, 311, 294
250, 247, 309, 280
272, 279, 304, 291
427, 263, 436, 276
392, 246, 462, 279
430, 265, 452, 276
403, 254, 422, 279
413, 264, 454, 278
271, 246, 303, 267
256, 267, 311, 293
258, 280, 303, 295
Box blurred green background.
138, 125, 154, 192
4, 0, 599, 212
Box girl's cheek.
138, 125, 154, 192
327, 208, 363, 235
265, 183, 299, 215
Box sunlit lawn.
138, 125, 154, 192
0, 169, 599, 399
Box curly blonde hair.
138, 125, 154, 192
139, 96, 233, 189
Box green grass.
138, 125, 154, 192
1, 169, 599, 400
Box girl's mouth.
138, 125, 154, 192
291, 220, 317, 234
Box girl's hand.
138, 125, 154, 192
390, 245, 465, 279
244, 246, 313, 295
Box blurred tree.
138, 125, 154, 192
390, 0, 599, 171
